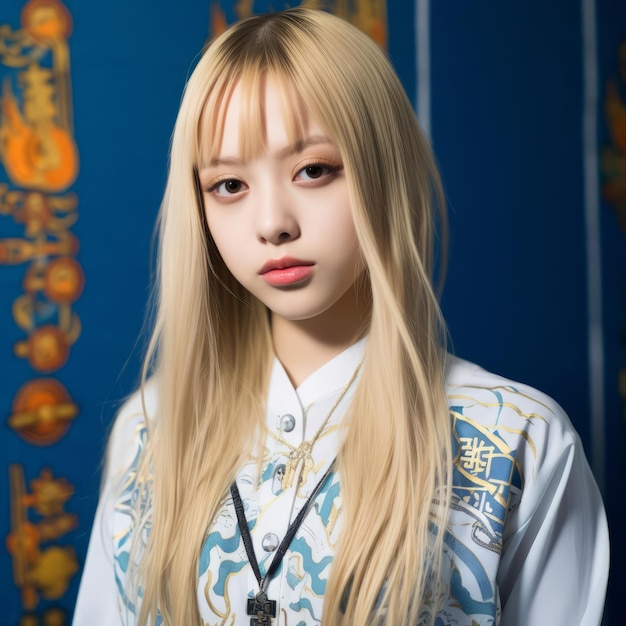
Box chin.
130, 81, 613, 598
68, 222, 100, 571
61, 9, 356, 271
259, 284, 358, 324
263, 298, 334, 322
269, 308, 329, 323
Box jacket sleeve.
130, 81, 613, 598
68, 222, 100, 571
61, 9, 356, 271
497, 409, 609, 626
73, 391, 150, 626
72, 476, 122, 625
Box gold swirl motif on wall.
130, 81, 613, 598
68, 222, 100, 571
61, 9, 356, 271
7, 465, 79, 613
602, 40, 626, 231
1, 0, 80, 621
0, 0, 81, 430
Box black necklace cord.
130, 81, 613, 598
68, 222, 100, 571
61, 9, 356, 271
230, 459, 336, 593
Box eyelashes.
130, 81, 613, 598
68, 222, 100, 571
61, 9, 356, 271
204, 159, 344, 199
207, 177, 248, 196
293, 159, 343, 184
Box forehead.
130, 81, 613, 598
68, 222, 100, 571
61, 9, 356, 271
199, 74, 317, 165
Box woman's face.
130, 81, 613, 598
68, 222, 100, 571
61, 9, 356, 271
198, 78, 364, 325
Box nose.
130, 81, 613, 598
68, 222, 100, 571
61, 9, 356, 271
256, 183, 300, 245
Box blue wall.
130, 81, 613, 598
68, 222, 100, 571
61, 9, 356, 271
433, 2, 589, 440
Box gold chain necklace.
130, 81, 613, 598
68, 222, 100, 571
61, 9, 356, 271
270, 361, 362, 491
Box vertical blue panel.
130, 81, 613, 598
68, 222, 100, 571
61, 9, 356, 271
431, 2, 590, 446
597, 0, 626, 622
388, 0, 416, 105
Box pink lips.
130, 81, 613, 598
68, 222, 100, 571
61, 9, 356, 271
259, 257, 314, 286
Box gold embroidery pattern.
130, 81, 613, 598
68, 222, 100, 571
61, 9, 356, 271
451, 411, 521, 553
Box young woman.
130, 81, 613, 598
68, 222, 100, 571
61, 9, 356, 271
73, 8, 609, 626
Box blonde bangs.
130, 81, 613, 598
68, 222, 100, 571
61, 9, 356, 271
197, 64, 310, 168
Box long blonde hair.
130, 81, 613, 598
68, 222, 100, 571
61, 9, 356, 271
131, 7, 451, 625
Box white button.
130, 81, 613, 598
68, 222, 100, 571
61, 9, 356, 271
262, 533, 280, 552
280, 414, 295, 432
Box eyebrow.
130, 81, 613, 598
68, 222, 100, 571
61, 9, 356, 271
205, 135, 334, 167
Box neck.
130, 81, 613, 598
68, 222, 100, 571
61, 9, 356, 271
271, 284, 369, 387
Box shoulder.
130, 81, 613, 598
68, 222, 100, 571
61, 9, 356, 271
443, 355, 588, 525
103, 379, 158, 491
444, 354, 577, 464
439, 362, 607, 624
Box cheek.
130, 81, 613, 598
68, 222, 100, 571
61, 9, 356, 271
324, 202, 361, 264
205, 215, 242, 276
337, 211, 365, 282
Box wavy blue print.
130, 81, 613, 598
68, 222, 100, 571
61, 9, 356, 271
314, 474, 340, 526
289, 596, 322, 623
289, 536, 332, 596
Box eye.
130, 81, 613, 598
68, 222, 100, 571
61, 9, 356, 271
208, 178, 248, 197
294, 161, 341, 185
301, 165, 326, 179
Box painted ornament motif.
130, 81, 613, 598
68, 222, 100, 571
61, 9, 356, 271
601, 38, 626, 446
1, 1, 80, 622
